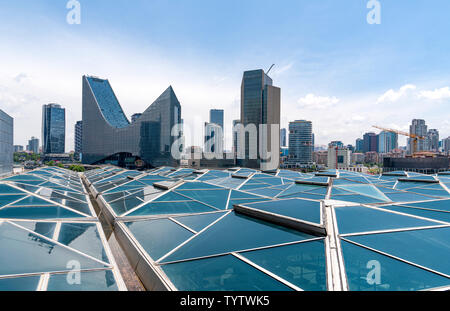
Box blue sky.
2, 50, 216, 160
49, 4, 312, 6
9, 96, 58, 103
1, 0, 450, 150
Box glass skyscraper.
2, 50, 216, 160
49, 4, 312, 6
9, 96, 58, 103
378, 131, 398, 154
27, 137, 40, 154
74, 121, 83, 160
240, 69, 280, 170
42, 104, 66, 154
288, 120, 313, 165
82, 75, 182, 168
0, 109, 13, 176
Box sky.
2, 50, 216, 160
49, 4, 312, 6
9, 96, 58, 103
1, 0, 450, 151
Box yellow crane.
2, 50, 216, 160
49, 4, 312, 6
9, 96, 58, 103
372, 125, 426, 155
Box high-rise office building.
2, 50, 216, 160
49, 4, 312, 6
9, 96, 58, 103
27, 137, 39, 154
363, 132, 378, 153
42, 103, 66, 154
427, 129, 439, 152
232, 119, 240, 157
356, 138, 364, 152
75, 121, 83, 160
287, 120, 313, 165
443, 137, 450, 153
240, 69, 280, 170
378, 131, 398, 154
209, 109, 224, 131
409, 119, 428, 154
0, 110, 13, 176
82, 76, 182, 168
204, 122, 223, 154
14, 145, 24, 152
280, 128, 287, 147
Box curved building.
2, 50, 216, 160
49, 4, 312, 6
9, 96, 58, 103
82, 76, 182, 168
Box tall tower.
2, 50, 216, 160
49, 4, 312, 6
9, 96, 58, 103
288, 120, 313, 165
74, 121, 83, 160
42, 104, 66, 154
409, 119, 428, 154
240, 69, 280, 170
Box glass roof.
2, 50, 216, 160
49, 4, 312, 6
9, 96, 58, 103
3, 166, 450, 291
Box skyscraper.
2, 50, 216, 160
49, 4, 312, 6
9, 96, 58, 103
378, 131, 398, 154
355, 138, 364, 152
131, 113, 142, 123
363, 132, 378, 153
427, 129, 439, 152
409, 119, 428, 154
240, 69, 280, 170
42, 104, 66, 154
82, 76, 181, 168
232, 119, 240, 157
209, 109, 224, 131
27, 137, 39, 154
288, 120, 313, 165
0, 110, 13, 176
204, 122, 223, 154
74, 121, 83, 160
280, 128, 287, 147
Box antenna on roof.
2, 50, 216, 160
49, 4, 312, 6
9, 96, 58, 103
266, 64, 275, 75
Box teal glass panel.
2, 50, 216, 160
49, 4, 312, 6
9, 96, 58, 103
230, 190, 265, 200
154, 191, 192, 202
282, 192, 325, 200
58, 223, 108, 263
243, 199, 321, 224
176, 189, 230, 210
0, 205, 85, 220
407, 188, 450, 198
0, 195, 26, 208
346, 227, 450, 276
47, 270, 118, 291
63, 200, 92, 216
384, 192, 436, 202
11, 196, 55, 206
240, 240, 327, 291
162, 254, 292, 291
227, 198, 271, 210
126, 218, 193, 260
128, 201, 217, 216
335, 185, 390, 202
12, 221, 56, 238
160, 212, 315, 264
376, 205, 450, 223
0, 184, 26, 194
0, 222, 107, 276
174, 212, 227, 232
330, 194, 385, 204
403, 200, 450, 212
0, 276, 40, 291
335, 205, 440, 234
341, 240, 450, 291
109, 196, 144, 216
246, 187, 284, 198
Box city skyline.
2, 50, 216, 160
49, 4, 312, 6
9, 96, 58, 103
1, 1, 450, 150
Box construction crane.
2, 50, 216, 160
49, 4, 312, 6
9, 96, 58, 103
266, 64, 275, 75
373, 125, 425, 155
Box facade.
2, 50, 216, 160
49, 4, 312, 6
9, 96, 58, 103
351, 153, 365, 165
364, 151, 380, 164
232, 119, 240, 157
427, 129, 439, 152
204, 122, 223, 154
74, 121, 83, 160
14, 145, 24, 152
378, 131, 398, 154
209, 109, 224, 130
355, 138, 364, 152
327, 145, 351, 169
0, 110, 13, 176
363, 132, 378, 153
409, 119, 428, 154
443, 137, 450, 154
287, 120, 313, 165
313, 150, 328, 165
82, 76, 182, 168
240, 69, 280, 170
280, 128, 287, 147
27, 137, 40, 154
42, 104, 66, 154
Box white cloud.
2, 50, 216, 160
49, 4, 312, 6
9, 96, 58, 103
297, 93, 339, 109
419, 87, 450, 100
377, 84, 416, 103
